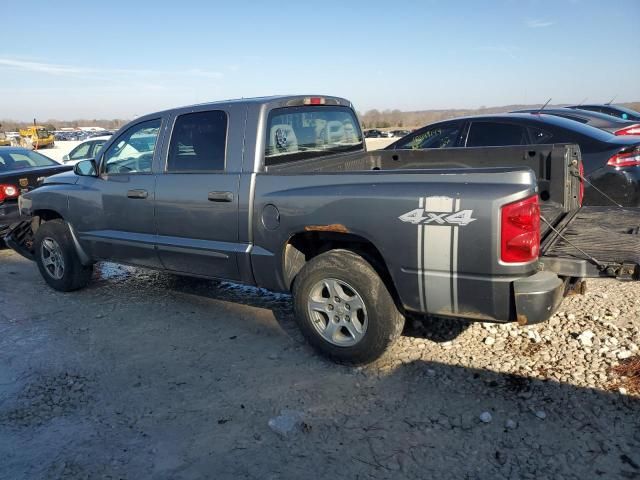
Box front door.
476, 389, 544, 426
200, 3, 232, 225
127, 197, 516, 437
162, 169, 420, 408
72, 118, 163, 268
155, 108, 242, 280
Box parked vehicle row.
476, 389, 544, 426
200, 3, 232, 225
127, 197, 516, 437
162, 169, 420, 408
4, 95, 639, 365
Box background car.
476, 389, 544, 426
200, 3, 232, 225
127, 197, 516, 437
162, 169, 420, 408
62, 135, 111, 164
0, 147, 72, 239
512, 108, 640, 134
567, 104, 640, 122
364, 129, 385, 138
390, 129, 411, 138
386, 113, 640, 206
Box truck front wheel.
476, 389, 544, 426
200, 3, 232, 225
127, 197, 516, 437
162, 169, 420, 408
292, 249, 404, 364
34, 219, 93, 292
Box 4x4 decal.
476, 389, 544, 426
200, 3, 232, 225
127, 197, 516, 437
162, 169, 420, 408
399, 208, 476, 226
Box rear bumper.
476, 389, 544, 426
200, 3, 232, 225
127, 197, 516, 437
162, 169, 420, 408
513, 271, 565, 325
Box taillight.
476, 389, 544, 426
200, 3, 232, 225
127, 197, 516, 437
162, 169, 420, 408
0, 184, 19, 203
607, 146, 640, 168
614, 124, 640, 136
500, 195, 540, 263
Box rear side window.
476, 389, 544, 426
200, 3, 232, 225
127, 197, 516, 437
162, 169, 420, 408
265, 106, 362, 166
168, 110, 227, 172
466, 122, 528, 147
398, 124, 461, 149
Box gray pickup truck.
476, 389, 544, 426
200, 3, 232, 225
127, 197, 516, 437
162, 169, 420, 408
6, 95, 639, 363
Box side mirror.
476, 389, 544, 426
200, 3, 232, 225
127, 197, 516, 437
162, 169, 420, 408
73, 159, 98, 177
62, 154, 70, 162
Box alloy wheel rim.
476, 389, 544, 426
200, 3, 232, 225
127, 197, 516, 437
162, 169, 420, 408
41, 237, 65, 280
307, 277, 368, 347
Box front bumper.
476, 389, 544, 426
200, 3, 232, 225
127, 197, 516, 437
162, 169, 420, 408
0, 200, 20, 237
513, 271, 565, 325
3, 220, 35, 260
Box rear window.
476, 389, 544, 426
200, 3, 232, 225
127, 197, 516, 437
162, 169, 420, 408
0, 150, 58, 171
264, 106, 363, 165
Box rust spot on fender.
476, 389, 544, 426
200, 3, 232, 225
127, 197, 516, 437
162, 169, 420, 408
304, 224, 350, 233
517, 314, 528, 326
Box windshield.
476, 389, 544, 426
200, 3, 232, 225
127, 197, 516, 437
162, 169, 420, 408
0, 149, 59, 171
36, 129, 51, 139
264, 106, 363, 165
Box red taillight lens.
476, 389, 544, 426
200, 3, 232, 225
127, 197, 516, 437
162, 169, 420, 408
500, 195, 540, 263
0, 184, 19, 203
614, 124, 640, 136
607, 147, 640, 168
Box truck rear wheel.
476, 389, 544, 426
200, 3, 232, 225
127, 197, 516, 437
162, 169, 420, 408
34, 219, 92, 292
292, 249, 404, 364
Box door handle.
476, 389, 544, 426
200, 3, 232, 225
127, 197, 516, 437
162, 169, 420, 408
127, 189, 148, 199
208, 191, 234, 202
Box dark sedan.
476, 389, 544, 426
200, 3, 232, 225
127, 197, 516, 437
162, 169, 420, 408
512, 108, 639, 134
0, 147, 72, 238
386, 113, 640, 206
364, 129, 385, 138
567, 104, 640, 122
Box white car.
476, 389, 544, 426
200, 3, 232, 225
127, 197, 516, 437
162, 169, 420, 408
62, 136, 111, 165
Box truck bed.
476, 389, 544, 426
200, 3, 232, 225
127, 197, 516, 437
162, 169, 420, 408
269, 143, 582, 235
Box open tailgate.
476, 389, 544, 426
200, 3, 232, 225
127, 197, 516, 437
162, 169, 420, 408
541, 206, 640, 279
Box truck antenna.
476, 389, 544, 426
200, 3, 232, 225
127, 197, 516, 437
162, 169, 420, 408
577, 97, 587, 106
605, 95, 616, 105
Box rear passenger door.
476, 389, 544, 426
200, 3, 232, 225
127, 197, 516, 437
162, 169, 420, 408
154, 106, 243, 280
464, 121, 530, 147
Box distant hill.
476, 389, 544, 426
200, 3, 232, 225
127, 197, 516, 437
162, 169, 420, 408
359, 102, 640, 129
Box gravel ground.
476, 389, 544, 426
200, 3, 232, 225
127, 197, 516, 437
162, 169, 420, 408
0, 248, 638, 479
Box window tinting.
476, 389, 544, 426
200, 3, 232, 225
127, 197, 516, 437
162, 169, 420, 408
466, 122, 528, 147
168, 110, 227, 172
399, 124, 461, 149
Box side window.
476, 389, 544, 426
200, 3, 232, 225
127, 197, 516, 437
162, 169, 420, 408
103, 119, 160, 174
69, 142, 91, 160
528, 127, 553, 144
466, 122, 528, 147
167, 110, 227, 172
91, 140, 107, 158
399, 124, 461, 149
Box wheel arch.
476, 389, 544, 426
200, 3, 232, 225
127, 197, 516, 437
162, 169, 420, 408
282, 231, 402, 312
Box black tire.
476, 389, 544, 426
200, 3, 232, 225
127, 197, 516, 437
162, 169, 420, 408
34, 219, 92, 292
292, 249, 404, 364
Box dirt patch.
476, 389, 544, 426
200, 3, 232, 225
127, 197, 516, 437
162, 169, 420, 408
0, 372, 93, 428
